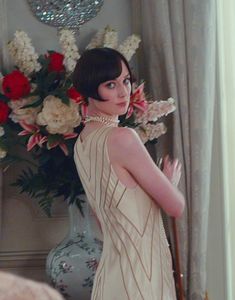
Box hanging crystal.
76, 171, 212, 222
27, 0, 104, 29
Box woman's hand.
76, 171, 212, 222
162, 155, 182, 187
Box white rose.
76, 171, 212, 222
8, 97, 40, 124
36, 95, 81, 134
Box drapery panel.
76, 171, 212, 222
133, 1, 216, 299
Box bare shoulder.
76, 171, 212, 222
108, 126, 140, 148
107, 127, 144, 164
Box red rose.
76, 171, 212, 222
67, 87, 84, 104
0, 101, 10, 124
2, 70, 31, 100
48, 52, 65, 72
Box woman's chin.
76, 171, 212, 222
116, 104, 129, 115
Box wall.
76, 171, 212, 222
0, 0, 132, 282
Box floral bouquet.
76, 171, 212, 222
0, 27, 175, 216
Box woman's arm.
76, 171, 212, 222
108, 127, 185, 218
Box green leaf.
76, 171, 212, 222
12, 168, 41, 196
38, 54, 49, 67
47, 134, 63, 148
63, 78, 72, 90
46, 71, 58, 85
59, 93, 70, 105
38, 196, 53, 217
0, 93, 9, 102
75, 196, 86, 217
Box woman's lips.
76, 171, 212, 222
117, 102, 128, 107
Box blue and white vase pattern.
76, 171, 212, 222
46, 199, 103, 300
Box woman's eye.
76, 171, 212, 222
124, 78, 131, 85
106, 82, 116, 89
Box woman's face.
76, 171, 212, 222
89, 61, 131, 117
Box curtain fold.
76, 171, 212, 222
135, 1, 216, 299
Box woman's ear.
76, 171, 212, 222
88, 97, 94, 104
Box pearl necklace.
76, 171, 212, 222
84, 115, 120, 126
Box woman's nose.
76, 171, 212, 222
118, 84, 128, 97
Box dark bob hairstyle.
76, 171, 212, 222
72, 47, 133, 101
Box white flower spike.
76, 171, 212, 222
7, 30, 41, 75
59, 29, 80, 73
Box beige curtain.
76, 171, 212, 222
132, 1, 216, 299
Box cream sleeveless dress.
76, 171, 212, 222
74, 125, 177, 300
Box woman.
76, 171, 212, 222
73, 48, 185, 300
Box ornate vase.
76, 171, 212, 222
46, 198, 103, 300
